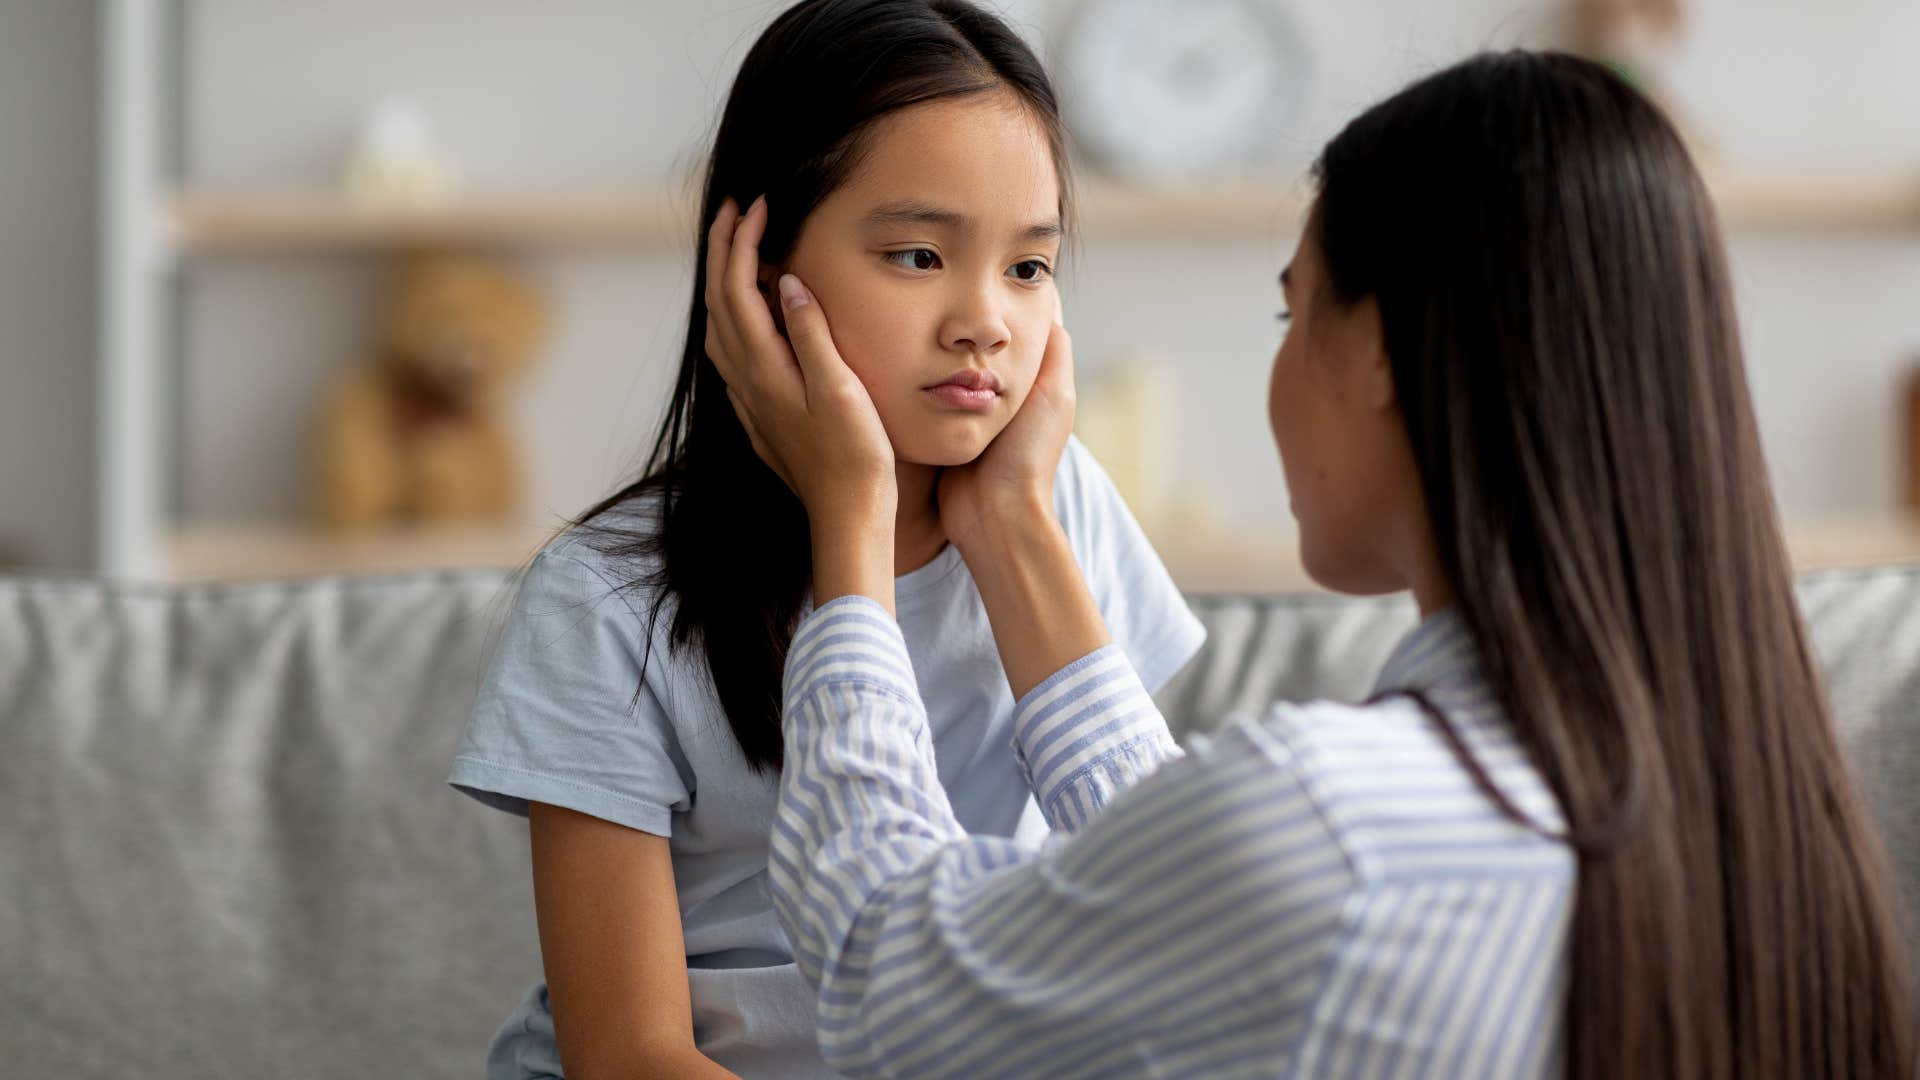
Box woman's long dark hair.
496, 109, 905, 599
574, 0, 1069, 772
1318, 52, 1914, 1076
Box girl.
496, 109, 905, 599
447, 2, 1204, 1077
712, 50, 1918, 1078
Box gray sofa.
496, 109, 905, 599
4, 564, 1916, 1077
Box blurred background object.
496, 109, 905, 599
1073, 354, 1179, 531
314, 252, 547, 532
344, 96, 461, 206
1569, 0, 1683, 77
6, 0, 1920, 591
1907, 358, 1920, 511
1056, 0, 1312, 180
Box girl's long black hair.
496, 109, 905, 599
574, 0, 1070, 772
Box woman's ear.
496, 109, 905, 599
1355, 297, 1396, 411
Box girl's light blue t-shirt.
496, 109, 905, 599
448, 437, 1207, 1079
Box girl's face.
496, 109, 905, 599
1268, 227, 1420, 595
775, 92, 1062, 467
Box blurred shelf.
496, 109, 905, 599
164, 522, 557, 583
1702, 168, 1920, 231
1149, 529, 1317, 595
1782, 515, 1920, 569
159, 168, 1920, 256
161, 182, 1310, 252
165, 189, 686, 252
1151, 515, 1920, 596
162, 515, 1920, 589
1076, 179, 1308, 240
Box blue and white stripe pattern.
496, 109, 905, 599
769, 596, 1575, 1078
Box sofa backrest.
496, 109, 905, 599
1, 571, 533, 1077
3, 563, 1916, 1076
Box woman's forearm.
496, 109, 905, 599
955, 493, 1111, 700
809, 504, 897, 616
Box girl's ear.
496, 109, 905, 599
757, 262, 789, 336
756, 262, 783, 299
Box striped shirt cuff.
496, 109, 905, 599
1012, 644, 1183, 832
785, 595, 919, 705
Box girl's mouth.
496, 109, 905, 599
924, 369, 1001, 412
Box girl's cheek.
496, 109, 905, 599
999, 380, 1033, 420
1016, 315, 1051, 369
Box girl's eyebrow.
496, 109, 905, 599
862, 199, 1062, 243
1280, 266, 1294, 291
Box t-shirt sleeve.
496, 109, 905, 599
1053, 435, 1207, 693
447, 545, 692, 838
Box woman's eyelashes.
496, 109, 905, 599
880, 248, 1055, 286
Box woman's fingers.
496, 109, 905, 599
1042, 320, 1073, 378
703, 313, 730, 376
725, 386, 780, 481
776, 275, 886, 440
726, 196, 781, 344
705, 198, 740, 314
1026, 320, 1076, 422
705, 199, 745, 384
775, 274, 843, 389
703, 200, 889, 510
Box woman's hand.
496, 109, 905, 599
935, 316, 1109, 697
705, 196, 898, 609
936, 317, 1076, 556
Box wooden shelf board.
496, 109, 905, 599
160, 516, 1920, 591
1076, 180, 1310, 240
1703, 169, 1920, 231
166, 190, 688, 252
164, 521, 558, 583
1152, 516, 1920, 595
161, 169, 1920, 254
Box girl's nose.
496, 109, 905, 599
939, 281, 1011, 355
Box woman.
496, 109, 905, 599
709, 50, 1916, 1078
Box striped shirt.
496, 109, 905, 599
769, 596, 1574, 1079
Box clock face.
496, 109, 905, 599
1057, 0, 1312, 181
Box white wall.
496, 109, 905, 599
170, 0, 1920, 533
0, 0, 99, 571
1669, 0, 1920, 168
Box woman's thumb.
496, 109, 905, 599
777, 272, 813, 314
777, 274, 835, 378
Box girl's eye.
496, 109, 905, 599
886, 249, 941, 272
1009, 259, 1053, 283
1276, 310, 1293, 324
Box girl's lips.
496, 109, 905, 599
924, 384, 999, 411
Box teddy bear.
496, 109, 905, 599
315, 252, 548, 531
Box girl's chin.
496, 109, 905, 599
888, 426, 1001, 470
894, 448, 990, 470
